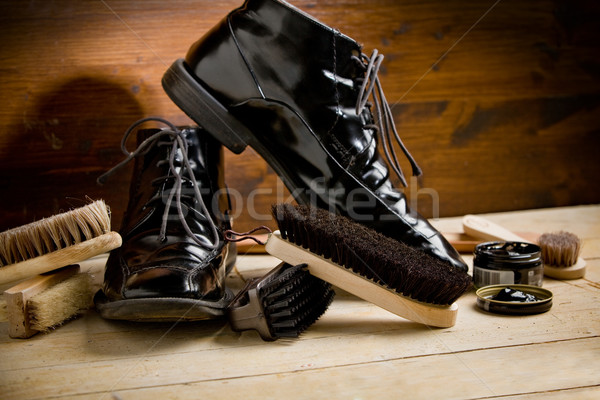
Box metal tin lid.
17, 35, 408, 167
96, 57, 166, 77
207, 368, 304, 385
474, 241, 542, 270
476, 284, 553, 315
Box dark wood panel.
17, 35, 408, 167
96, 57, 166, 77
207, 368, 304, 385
1, 0, 599, 233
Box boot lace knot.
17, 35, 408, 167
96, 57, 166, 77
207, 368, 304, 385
97, 117, 221, 250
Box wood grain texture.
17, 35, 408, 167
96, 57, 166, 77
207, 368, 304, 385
0, 0, 599, 234
0, 205, 598, 399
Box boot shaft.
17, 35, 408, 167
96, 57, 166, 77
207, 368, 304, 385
185, 0, 384, 195
186, 0, 363, 132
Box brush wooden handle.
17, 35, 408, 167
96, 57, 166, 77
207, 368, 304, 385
462, 215, 527, 243
544, 258, 586, 280
4, 265, 80, 338
265, 231, 458, 328
240, 231, 534, 255
240, 232, 488, 255
0, 231, 121, 285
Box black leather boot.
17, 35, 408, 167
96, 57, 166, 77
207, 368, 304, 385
162, 0, 467, 272
94, 118, 236, 321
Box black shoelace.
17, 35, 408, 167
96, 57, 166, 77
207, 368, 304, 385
97, 117, 221, 250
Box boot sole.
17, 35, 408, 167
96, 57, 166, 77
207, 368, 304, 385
162, 59, 253, 155
95, 242, 238, 322
93, 288, 234, 322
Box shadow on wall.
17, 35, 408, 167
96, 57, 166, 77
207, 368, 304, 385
0, 75, 145, 231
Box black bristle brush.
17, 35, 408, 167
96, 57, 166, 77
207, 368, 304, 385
265, 204, 473, 328
227, 262, 335, 341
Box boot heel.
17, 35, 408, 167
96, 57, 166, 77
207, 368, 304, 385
162, 59, 251, 154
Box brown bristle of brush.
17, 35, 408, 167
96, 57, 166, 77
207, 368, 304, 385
538, 231, 581, 267
271, 204, 472, 305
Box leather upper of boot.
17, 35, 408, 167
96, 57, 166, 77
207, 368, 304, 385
181, 0, 467, 271
102, 126, 233, 301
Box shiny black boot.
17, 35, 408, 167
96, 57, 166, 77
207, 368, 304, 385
162, 0, 467, 272
94, 119, 235, 321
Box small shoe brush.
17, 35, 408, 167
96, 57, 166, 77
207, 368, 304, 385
227, 262, 334, 341
1, 264, 95, 338
538, 231, 586, 280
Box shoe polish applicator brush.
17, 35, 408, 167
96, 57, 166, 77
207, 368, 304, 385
227, 262, 334, 341
264, 204, 473, 328
0, 200, 122, 285
537, 231, 586, 280
463, 215, 586, 280
0, 264, 95, 338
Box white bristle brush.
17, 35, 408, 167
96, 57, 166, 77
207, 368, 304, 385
0, 264, 95, 338
0, 200, 121, 285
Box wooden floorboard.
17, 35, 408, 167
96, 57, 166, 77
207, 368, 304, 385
0, 205, 599, 399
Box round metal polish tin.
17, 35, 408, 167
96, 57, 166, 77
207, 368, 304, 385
473, 241, 544, 289
476, 284, 553, 315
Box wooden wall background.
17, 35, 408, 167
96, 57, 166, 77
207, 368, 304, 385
1, 0, 599, 234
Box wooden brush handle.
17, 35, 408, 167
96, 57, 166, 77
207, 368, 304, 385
240, 231, 535, 255
462, 215, 527, 243
265, 231, 458, 328
0, 232, 121, 285
544, 257, 586, 280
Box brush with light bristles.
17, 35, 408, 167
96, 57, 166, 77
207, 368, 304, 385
538, 231, 586, 280
264, 204, 473, 328
0, 200, 122, 284
227, 262, 334, 341
0, 264, 95, 338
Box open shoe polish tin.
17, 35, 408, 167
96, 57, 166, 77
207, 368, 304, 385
473, 241, 543, 289
476, 284, 553, 315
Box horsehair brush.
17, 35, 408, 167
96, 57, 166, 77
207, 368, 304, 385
0, 200, 122, 284
265, 204, 473, 328
538, 231, 586, 280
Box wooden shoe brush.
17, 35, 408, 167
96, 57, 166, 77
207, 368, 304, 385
0, 200, 121, 284
263, 204, 472, 328
538, 231, 586, 280
463, 215, 586, 280
227, 262, 334, 341
0, 265, 94, 338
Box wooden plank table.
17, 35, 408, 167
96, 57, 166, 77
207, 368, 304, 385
1, 205, 599, 399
